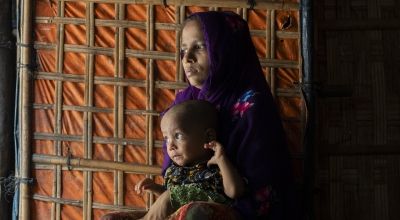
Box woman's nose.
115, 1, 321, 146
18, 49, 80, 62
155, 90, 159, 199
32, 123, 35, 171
182, 49, 196, 63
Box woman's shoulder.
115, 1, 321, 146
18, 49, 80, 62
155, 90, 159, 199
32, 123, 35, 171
175, 86, 200, 102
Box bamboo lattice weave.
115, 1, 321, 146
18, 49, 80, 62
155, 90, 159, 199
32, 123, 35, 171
29, 1, 303, 219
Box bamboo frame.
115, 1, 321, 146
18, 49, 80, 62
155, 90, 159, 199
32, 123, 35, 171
62, 0, 300, 10
27, 1, 304, 219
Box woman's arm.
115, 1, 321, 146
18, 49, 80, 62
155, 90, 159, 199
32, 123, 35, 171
140, 190, 173, 220
205, 141, 245, 199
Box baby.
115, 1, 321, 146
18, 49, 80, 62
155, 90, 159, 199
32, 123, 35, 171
135, 100, 245, 219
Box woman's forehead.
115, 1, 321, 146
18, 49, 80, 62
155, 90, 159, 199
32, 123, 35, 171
183, 19, 201, 31
182, 20, 204, 43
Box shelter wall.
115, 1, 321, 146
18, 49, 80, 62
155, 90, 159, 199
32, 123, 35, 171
30, 1, 303, 219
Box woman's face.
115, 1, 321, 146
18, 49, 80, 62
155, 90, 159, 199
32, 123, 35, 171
181, 20, 209, 89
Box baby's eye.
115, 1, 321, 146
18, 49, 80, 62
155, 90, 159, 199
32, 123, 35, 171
174, 133, 183, 140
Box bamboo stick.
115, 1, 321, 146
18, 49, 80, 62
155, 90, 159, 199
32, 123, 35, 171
178, 6, 185, 82
33, 132, 165, 146
242, 7, 247, 21
116, 2, 126, 207
34, 71, 189, 89
32, 154, 162, 175
147, 4, 155, 167
265, 9, 271, 86
82, 2, 95, 219
19, 0, 33, 217
259, 58, 299, 68
126, 49, 174, 60
175, 6, 181, 82
145, 3, 156, 207
236, 8, 241, 17
33, 194, 147, 212
113, 4, 121, 208
32, 164, 163, 174
270, 10, 276, 97
54, 1, 66, 219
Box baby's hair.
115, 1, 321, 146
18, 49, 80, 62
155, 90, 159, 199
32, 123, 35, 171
163, 100, 218, 130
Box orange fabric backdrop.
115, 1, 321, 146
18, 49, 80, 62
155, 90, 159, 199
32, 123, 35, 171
32, 1, 302, 219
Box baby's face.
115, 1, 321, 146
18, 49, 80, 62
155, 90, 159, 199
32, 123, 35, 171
161, 112, 211, 166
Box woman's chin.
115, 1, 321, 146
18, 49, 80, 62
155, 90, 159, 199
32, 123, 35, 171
188, 81, 203, 89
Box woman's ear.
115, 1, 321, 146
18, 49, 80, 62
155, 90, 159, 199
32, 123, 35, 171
204, 128, 216, 142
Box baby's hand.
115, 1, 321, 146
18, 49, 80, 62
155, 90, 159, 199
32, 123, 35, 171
135, 178, 156, 195
204, 141, 225, 166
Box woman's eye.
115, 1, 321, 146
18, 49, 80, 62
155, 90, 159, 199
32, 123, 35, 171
195, 44, 205, 50
180, 49, 187, 59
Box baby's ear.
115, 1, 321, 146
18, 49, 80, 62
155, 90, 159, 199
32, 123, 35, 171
205, 128, 216, 142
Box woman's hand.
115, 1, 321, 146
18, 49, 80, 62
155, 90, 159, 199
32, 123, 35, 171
135, 178, 165, 196
204, 141, 226, 167
141, 191, 173, 220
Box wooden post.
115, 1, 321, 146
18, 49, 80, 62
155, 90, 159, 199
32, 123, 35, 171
301, 0, 315, 220
0, 0, 15, 218
19, 0, 33, 217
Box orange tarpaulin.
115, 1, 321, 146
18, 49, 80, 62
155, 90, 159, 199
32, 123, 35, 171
31, 1, 302, 219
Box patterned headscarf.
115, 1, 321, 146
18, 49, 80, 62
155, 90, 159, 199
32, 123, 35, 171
162, 11, 293, 219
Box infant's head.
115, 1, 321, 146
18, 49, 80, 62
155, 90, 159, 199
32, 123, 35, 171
161, 100, 217, 166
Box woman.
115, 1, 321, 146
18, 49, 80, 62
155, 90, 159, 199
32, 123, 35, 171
163, 11, 293, 219
102, 11, 294, 220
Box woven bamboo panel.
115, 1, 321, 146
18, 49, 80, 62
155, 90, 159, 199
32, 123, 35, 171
315, 0, 400, 219
30, 0, 302, 219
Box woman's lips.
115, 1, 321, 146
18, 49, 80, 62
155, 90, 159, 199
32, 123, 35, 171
185, 67, 197, 76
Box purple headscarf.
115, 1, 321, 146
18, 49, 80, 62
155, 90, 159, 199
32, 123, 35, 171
162, 11, 293, 219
